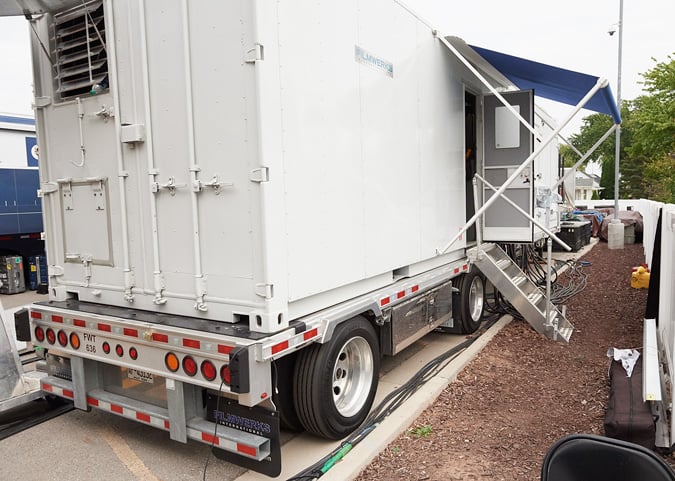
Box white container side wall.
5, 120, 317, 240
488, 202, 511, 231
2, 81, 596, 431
34, 0, 478, 330
272, 0, 468, 312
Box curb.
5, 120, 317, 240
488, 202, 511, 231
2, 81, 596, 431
324, 315, 514, 480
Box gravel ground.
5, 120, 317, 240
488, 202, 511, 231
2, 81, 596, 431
356, 241, 653, 481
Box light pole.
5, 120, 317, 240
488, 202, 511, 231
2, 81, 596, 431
608, 0, 625, 249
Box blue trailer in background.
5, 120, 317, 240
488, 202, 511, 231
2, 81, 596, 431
0, 114, 42, 237
0, 114, 45, 291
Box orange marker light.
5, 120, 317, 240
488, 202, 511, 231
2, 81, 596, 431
165, 352, 180, 372
70, 333, 81, 349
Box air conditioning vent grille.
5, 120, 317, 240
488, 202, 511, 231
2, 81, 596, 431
52, 1, 108, 100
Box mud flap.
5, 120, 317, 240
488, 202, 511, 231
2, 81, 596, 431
206, 394, 281, 477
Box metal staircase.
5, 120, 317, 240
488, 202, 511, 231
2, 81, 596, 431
469, 243, 574, 342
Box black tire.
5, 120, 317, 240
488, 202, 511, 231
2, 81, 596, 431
458, 268, 486, 333
271, 353, 303, 432
293, 316, 380, 439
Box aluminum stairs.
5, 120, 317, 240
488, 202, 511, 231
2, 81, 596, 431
469, 243, 574, 342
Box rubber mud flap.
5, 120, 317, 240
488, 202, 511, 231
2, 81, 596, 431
14, 308, 31, 341
207, 395, 281, 477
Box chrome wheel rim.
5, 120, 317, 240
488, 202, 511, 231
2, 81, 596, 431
468, 275, 485, 322
332, 336, 374, 417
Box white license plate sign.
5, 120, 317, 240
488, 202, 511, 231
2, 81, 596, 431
127, 368, 154, 384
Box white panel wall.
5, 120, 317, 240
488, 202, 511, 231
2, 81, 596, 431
277, 1, 467, 302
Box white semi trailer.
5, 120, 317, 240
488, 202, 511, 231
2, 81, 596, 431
3, 0, 621, 476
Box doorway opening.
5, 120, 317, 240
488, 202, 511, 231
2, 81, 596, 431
464, 91, 478, 243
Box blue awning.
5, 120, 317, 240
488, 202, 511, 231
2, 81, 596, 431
469, 45, 621, 124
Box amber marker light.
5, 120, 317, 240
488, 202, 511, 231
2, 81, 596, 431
69, 332, 81, 349
165, 352, 180, 372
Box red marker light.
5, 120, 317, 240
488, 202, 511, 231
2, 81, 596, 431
129, 347, 138, 360
200, 360, 217, 381
46, 328, 56, 345
57, 330, 68, 347
115, 344, 124, 357
220, 364, 231, 385
102, 342, 110, 354
35, 326, 45, 342
182, 356, 198, 377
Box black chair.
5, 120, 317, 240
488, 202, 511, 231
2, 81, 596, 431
541, 434, 675, 481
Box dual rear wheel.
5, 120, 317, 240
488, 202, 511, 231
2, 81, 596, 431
274, 316, 379, 439
273, 272, 485, 439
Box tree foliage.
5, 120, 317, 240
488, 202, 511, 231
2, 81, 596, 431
560, 55, 675, 203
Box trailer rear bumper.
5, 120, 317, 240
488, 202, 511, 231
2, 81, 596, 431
40, 375, 275, 463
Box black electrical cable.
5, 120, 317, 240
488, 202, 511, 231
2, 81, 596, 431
287, 314, 501, 481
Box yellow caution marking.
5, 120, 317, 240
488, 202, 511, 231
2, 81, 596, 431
100, 425, 163, 481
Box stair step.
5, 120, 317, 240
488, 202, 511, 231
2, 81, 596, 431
495, 258, 512, 270
527, 291, 544, 304
555, 325, 574, 342
473, 242, 574, 342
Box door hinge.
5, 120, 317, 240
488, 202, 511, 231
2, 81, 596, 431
48, 265, 64, 277
33, 96, 51, 109
255, 283, 274, 299
38, 182, 59, 196
245, 43, 264, 63
249, 167, 269, 183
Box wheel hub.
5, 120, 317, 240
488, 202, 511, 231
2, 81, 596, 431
332, 336, 373, 417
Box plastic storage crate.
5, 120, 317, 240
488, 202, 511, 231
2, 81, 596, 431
0, 255, 26, 294
553, 221, 590, 252
27, 255, 48, 290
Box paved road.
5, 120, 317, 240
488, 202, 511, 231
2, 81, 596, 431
0, 290, 500, 481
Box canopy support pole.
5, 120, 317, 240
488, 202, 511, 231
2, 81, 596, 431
552, 124, 618, 191
436, 77, 607, 255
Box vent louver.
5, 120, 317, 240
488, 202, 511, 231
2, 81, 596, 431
52, 1, 108, 100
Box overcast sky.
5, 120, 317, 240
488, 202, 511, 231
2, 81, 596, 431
0, 0, 672, 135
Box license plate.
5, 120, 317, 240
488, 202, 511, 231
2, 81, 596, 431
127, 368, 154, 384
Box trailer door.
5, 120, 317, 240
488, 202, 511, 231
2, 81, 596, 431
482, 90, 534, 242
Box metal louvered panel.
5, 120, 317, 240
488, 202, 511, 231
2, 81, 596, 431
52, 1, 108, 100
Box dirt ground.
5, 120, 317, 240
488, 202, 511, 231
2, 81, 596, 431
356, 241, 654, 481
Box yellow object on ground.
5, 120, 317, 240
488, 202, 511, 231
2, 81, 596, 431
631, 266, 650, 289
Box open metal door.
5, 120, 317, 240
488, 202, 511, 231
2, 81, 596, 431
482, 90, 534, 242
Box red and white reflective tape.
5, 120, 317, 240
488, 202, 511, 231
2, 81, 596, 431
32, 310, 236, 358
42, 381, 74, 400
380, 284, 420, 307
453, 264, 469, 275
379, 264, 469, 308
187, 427, 259, 460
262, 324, 322, 360
42, 381, 171, 430
87, 396, 170, 431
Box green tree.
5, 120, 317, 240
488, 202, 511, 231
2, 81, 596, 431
560, 55, 675, 203
627, 55, 675, 161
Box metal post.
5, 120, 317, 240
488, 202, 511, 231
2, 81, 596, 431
545, 208, 553, 331
614, 0, 623, 219
608, 0, 625, 249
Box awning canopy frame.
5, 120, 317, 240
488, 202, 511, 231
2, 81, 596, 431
437, 34, 620, 254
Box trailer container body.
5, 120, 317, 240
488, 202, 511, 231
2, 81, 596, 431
16, 0, 563, 475
0, 115, 41, 236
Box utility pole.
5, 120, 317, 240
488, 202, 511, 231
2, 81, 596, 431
608, 0, 625, 249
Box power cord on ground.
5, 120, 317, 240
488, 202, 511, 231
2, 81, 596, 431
287, 314, 500, 480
